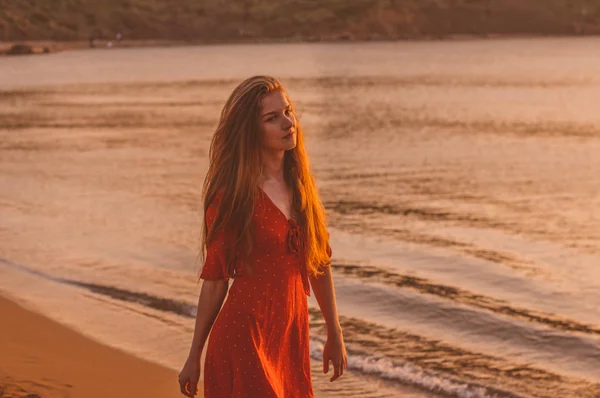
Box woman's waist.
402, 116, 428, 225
225, 276, 306, 305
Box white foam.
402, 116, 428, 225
310, 338, 498, 398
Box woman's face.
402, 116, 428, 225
259, 90, 297, 153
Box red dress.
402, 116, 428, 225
200, 188, 331, 398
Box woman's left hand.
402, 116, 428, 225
322, 329, 347, 382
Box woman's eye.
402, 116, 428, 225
266, 109, 292, 122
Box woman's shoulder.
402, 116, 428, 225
204, 189, 226, 223
207, 188, 225, 206
207, 187, 263, 213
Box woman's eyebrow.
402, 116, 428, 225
262, 104, 292, 117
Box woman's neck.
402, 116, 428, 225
261, 151, 285, 184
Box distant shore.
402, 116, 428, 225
1, 32, 598, 56
0, 293, 194, 398
0, 39, 191, 55
4, 0, 600, 58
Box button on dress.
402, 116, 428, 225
200, 188, 332, 398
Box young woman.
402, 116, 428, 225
178, 76, 347, 397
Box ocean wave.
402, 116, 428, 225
308, 308, 600, 398
310, 338, 521, 398
331, 261, 600, 336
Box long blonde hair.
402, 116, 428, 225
199, 75, 331, 280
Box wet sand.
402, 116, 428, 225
0, 293, 195, 398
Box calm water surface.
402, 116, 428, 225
1, 38, 600, 397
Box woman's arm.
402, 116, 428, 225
179, 279, 228, 397
188, 279, 229, 358
309, 267, 342, 335
309, 266, 348, 382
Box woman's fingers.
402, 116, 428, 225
178, 357, 200, 397
330, 361, 341, 382
179, 377, 191, 397
328, 354, 348, 382
324, 346, 347, 382
179, 380, 186, 396
190, 379, 198, 396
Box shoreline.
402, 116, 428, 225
0, 293, 197, 398
1, 33, 599, 56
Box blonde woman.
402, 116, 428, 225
178, 76, 347, 397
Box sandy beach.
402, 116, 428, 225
0, 294, 195, 398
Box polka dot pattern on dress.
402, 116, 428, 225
200, 189, 332, 398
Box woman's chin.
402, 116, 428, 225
284, 141, 297, 151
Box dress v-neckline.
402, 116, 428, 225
258, 186, 295, 223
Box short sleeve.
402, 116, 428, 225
199, 200, 230, 281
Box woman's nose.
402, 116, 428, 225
282, 115, 293, 128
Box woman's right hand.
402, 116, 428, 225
178, 354, 201, 397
